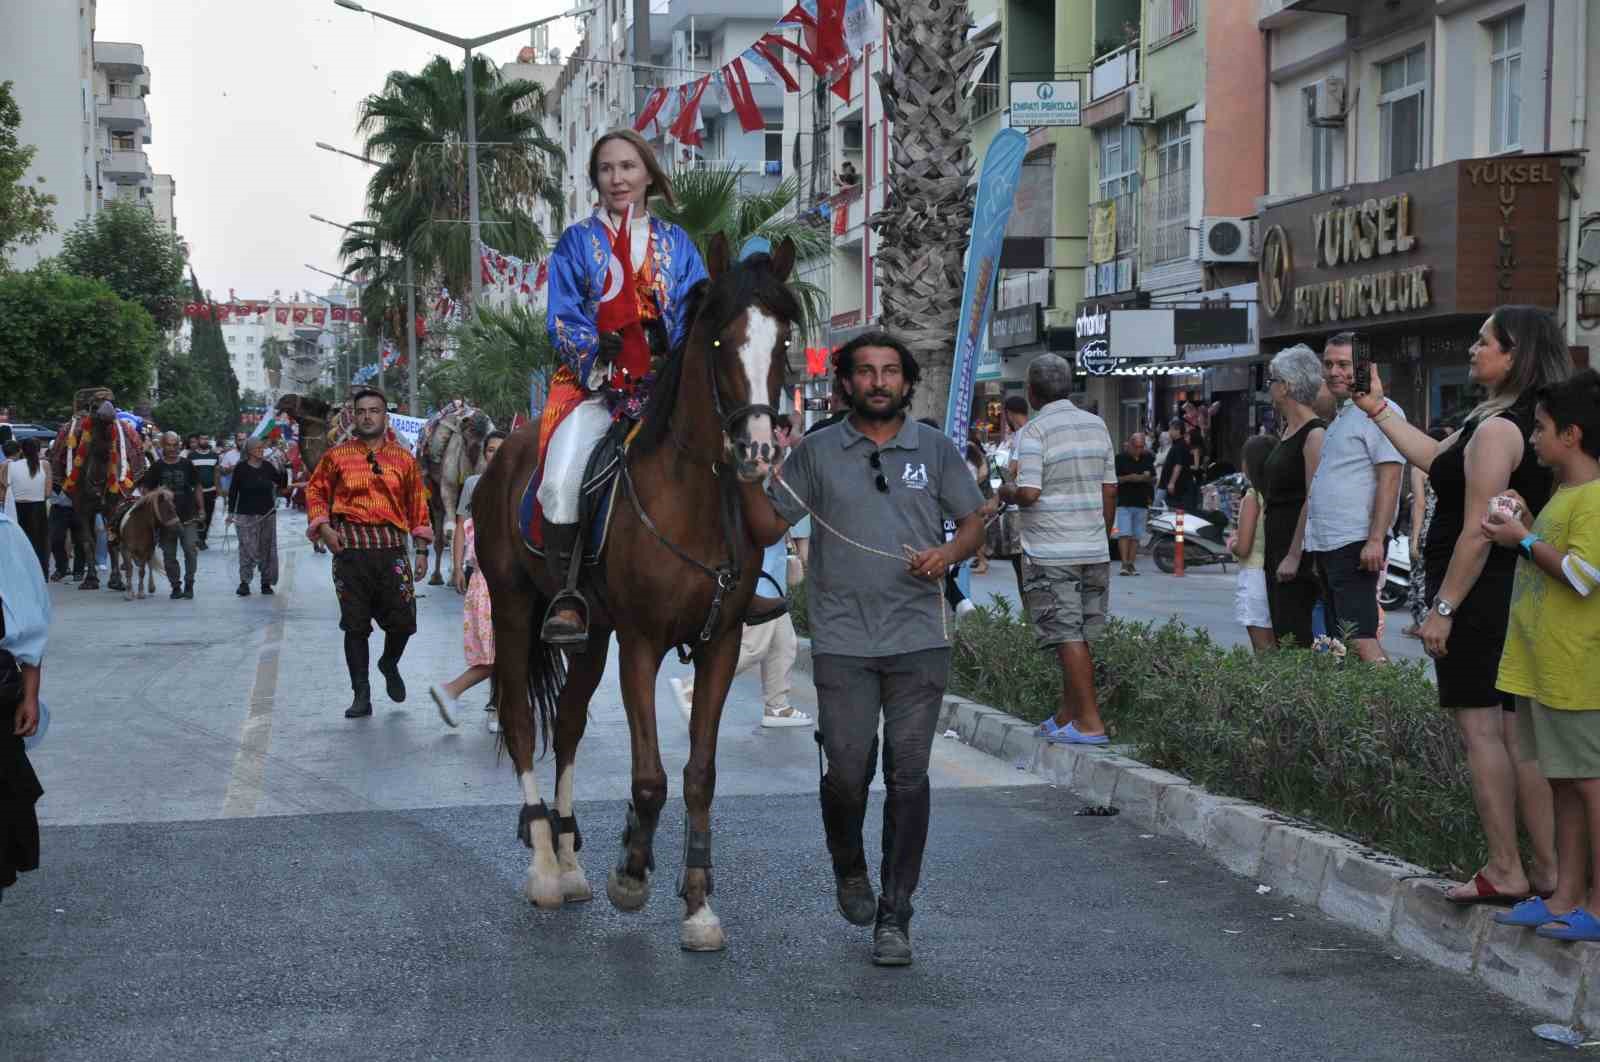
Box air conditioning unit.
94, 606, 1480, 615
1311, 76, 1346, 125
1201, 217, 1258, 263
1124, 83, 1154, 125
690, 40, 712, 61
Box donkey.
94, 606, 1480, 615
474, 235, 796, 952
115, 488, 180, 600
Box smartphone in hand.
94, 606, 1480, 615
1353, 349, 1373, 394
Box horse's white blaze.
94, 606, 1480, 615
735, 307, 778, 448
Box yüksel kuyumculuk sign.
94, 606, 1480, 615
1009, 80, 1082, 127
945, 127, 1029, 446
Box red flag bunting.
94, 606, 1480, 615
633, 86, 671, 136
331, 306, 347, 322
668, 76, 711, 146
804, 346, 831, 376
275, 307, 289, 324
350, 310, 364, 324
750, 38, 801, 91
312, 308, 327, 325
722, 59, 766, 133
292, 308, 308, 324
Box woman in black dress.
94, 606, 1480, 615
1260, 345, 1327, 649
1355, 306, 1572, 905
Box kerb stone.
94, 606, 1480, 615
1390, 878, 1491, 976
1257, 824, 1344, 905
1203, 803, 1275, 878
1113, 767, 1189, 826
1318, 848, 1419, 938
1477, 922, 1587, 1022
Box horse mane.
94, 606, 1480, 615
632, 253, 801, 456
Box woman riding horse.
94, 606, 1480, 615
539, 129, 709, 646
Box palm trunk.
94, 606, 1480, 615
870, 0, 985, 421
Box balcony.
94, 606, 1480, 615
95, 41, 147, 76
1141, 166, 1191, 268
98, 96, 149, 132
830, 182, 865, 246
102, 149, 152, 184
1090, 43, 1139, 101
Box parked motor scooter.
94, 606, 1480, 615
1379, 536, 1412, 611
1148, 507, 1232, 572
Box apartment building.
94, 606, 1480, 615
153, 173, 176, 236
93, 40, 156, 213
1073, 0, 1269, 451
501, 40, 567, 250
1258, 0, 1597, 429
0, 0, 99, 267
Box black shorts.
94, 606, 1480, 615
332, 547, 417, 635
1314, 540, 1382, 641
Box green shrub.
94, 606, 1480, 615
948, 597, 1477, 877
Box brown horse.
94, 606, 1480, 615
473, 235, 797, 951
113, 488, 180, 599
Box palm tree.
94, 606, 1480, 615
426, 305, 559, 426
652, 167, 831, 342
869, 0, 987, 418
355, 54, 565, 310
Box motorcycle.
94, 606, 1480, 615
1149, 507, 1232, 573
1379, 535, 1412, 611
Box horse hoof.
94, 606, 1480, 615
606, 868, 651, 912
428, 573, 445, 586
560, 869, 593, 904
680, 905, 726, 952
524, 871, 565, 910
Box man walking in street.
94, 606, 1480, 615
187, 434, 221, 550
1305, 332, 1405, 662
142, 432, 204, 600
998, 354, 1118, 746
740, 332, 985, 967
1113, 432, 1155, 576
1159, 418, 1197, 513
305, 389, 432, 719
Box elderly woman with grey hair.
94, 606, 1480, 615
226, 436, 287, 595
1260, 345, 1327, 648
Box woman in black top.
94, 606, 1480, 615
226, 438, 287, 595
1260, 345, 1327, 649
1354, 306, 1572, 905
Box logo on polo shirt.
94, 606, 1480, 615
901, 463, 929, 490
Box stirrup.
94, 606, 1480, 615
541, 590, 590, 648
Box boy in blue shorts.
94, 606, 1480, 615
1484, 370, 1600, 939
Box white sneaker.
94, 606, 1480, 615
430, 684, 460, 727
486, 708, 500, 734
669, 678, 693, 724
761, 707, 813, 729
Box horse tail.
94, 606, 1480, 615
516, 586, 566, 758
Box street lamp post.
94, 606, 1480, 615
307, 263, 371, 395
330, 2, 591, 313
311, 149, 422, 416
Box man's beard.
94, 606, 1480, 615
354, 422, 384, 440
847, 388, 906, 423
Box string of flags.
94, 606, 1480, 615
634, 0, 878, 145
181, 301, 366, 325
350, 339, 407, 385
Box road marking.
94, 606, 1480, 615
222, 552, 296, 817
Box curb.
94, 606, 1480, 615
794, 637, 1598, 1026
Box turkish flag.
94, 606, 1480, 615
218, 306, 232, 321
633, 86, 670, 136
594, 205, 652, 389
351, 310, 364, 324
722, 59, 766, 133
275, 307, 289, 324
292, 308, 308, 324
805, 347, 830, 376
312, 308, 327, 325
331, 306, 347, 322
536, 260, 549, 290
668, 76, 710, 147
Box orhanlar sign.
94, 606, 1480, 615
1009, 80, 1082, 127
1258, 155, 1565, 339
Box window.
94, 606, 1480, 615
109, 81, 138, 99
1149, 0, 1196, 43
765, 121, 783, 166
1096, 123, 1139, 201
1378, 48, 1426, 177
111, 132, 136, 150
1489, 11, 1523, 152
1146, 117, 1190, 264
970, 48, 1001, 121
1302, 85, 1340, 192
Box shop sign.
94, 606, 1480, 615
1075, 306, 1108, 339
1009, 80, 1082, 127
1076, 339, 1119, 376
1258, 155, 1563, 339
975, 345, 1003, 381
1090, 200, 1117, 264
991, 304, 1041, 349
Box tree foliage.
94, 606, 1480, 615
0, 81, 57, 270
183, 272, 242, 434
0, 268, 156, 418
425, 305, 557, 427
59, 198, 187, 330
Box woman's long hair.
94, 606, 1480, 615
20, 438, 39, 478
1469, 305, 1573, 424
587, 128, 675, 207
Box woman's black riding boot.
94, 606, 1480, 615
873, 778, 931, 967
539, 520, 588, 648
343, 631, 372, 718
820, 775, 876, 926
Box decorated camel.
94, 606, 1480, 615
52, 387, 147, 592
415, 401, 495, 586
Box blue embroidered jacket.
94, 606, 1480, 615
546, 210, 709, 391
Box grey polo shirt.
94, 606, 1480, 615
1305, 398, 1406, 553
767, 416, 983, 658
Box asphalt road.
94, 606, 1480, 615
1, 510, 1538, 1059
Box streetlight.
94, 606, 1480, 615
308, 263, 372, 394
330, 2, 592, 313
314, 141, 420, 416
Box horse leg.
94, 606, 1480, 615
428, 496, 446, 586
104, 516, 125, 592
607, 636, 670, 913
492, 599, 565, 909
553, 637, 609, 903
146, 558, 156, 596
74, 508, 99, 589
122, 546, 134, 601
678, 628, 742, 952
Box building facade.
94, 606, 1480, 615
1258, 0, 1597, 429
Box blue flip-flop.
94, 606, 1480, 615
1535, 906, 1600, 942
1048, 722, 1109, 746
1494, 896, 1562, 928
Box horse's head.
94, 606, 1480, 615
698, 233, 799, 482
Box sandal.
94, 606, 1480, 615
1445, 870, 1529, 907
1536, 907, 1600, 942
761, 706, 812, 729
1494, 896, 1562, 928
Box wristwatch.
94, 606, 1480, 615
1518, 533, 1540, 559
1434, 597, 1456, 618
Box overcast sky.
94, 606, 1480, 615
95, 0, 580, 301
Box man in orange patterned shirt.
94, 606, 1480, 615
306, 389, 433, 719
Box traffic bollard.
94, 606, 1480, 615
1175, 508, 1185, 577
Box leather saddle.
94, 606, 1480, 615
519, 418, 633, 564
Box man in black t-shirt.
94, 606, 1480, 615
187, 434, 220, 549
141, 432, 204, 599
1159, 419, 1197, 514
1113, 432, 1157, 575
